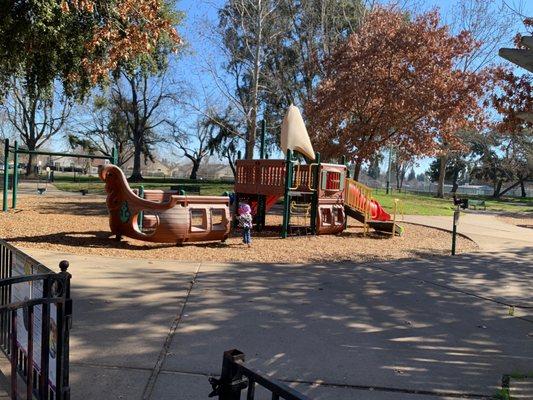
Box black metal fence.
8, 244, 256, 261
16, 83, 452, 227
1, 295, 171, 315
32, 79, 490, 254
0, 240, 72, 399
209, 349, 312, 400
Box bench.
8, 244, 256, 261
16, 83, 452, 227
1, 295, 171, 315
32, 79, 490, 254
469, 199, 486, 210
170, 185, 201, 195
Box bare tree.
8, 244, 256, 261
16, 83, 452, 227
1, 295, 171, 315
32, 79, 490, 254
1, 79, 72, 175
205, 107, 243, 177
214, 0, 282, 159
170, 117, 213, 180
111, 70, 179, 181
70, 95, 134, 166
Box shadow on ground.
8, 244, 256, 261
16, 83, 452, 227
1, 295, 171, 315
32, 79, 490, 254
37, 201, 108, 216
48, 248, 533, 399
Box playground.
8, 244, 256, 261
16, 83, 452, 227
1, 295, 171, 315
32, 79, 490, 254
0, 106, 531, 400
0, 193, 477, 263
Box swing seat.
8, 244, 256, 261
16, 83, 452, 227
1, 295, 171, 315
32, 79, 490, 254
37, 188, 46, 195
80, 189, 88, 196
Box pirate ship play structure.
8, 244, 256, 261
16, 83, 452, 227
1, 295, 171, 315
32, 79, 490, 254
99, 165, 231, 244
99, 105, 402, 244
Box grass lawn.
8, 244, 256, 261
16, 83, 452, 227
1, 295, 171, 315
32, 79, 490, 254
53, 179, 234, 197
373, 188, 533, 216
373, 190, 456, 216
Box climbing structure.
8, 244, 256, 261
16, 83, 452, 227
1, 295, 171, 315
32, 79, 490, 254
234, 156, 347, 236
234, 105, 402, 238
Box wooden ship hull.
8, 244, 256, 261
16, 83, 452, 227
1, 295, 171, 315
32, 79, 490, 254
99, 165, 231, 244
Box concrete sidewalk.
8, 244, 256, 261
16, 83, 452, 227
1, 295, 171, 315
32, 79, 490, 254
402, 213, 533, 251
22, 246, 532, 400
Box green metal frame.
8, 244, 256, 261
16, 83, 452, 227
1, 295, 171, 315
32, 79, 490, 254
309, 152, 321, 235
2, 139, 118, 212
138, 185, 144, 230
281, 150, 294, 238
2, 140, 9, 212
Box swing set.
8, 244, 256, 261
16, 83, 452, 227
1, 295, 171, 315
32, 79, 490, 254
2, 139, 118, 212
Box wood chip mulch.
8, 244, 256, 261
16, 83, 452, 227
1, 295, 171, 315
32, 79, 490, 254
0, 195, 478, 264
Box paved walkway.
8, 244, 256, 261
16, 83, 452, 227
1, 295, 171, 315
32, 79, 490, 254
17, 242, 531, 400
402, 212, 533, 251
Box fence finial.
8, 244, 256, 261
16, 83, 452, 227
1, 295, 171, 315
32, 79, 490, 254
59, 260, 69, 272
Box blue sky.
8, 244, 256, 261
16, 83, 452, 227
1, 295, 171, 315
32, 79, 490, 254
170, 0, 532, 173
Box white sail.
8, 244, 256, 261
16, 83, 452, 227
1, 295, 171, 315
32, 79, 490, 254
280, 105, 316, 161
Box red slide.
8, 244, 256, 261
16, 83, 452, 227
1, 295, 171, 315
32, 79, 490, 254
369, 199, 391, 221
249, 195, 279, 215
347, 184, 391, 221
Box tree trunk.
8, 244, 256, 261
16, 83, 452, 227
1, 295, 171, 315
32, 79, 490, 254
245, 1, 263, 160
245, 121, 256, 160
436, 156, 447, 198
26, 153, 34, 176
497, 179, 524, 198
451, 170, 459, 193
521, 180, 526, 198
24, 139, 38, 177
352, 160, 362, 181
129, 131, 143, 182
395, 169, 401, 190
227, 156, 236, 178
189, 161, 200, 180
493, 179, 502, 198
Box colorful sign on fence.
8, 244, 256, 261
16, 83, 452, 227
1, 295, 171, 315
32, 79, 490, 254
11, 252, 58, 389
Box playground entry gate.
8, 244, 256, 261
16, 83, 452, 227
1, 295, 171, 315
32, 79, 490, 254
209, 349, 311, 400
0, 239, 72, 399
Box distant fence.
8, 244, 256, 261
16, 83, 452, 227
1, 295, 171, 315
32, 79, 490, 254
358, 178, 533, 198
0, 240, 72, 400
209, 349, 311, 400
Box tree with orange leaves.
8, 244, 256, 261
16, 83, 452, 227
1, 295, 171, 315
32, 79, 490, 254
306, 7, 488, 180
0, 0, 182, 99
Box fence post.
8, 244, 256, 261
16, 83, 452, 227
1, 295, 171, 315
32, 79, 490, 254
12, 141, 18, 209
451, 209, 459, 256
138, 186, 144, 230
3, 139, 9, 212
218, 349, 246, 400
56, 260, 72, 400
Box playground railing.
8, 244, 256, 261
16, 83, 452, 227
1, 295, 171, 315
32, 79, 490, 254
236, 160, 287, 196
0, 240, 72, 400
209, 349, 312, 400
345, 178, 372, 235
289, 164, 316, 192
